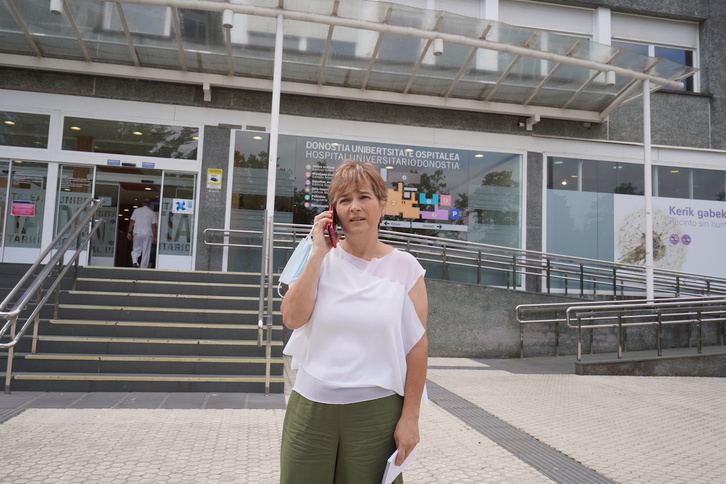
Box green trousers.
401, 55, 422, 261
280, 391, 404, 484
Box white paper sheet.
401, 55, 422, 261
381, 449, 415, 484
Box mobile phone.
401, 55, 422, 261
326, 205, 338, 248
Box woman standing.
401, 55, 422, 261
280, 160, 428, 484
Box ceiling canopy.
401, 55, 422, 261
0, 0, 698, 123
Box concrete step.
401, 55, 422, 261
42, 319, 283, 339
2, 371, 285, 393
57, 304, 275, 324
61, 290, 275, 311
77, 266, 263, 285
74, 277, 264, 297
11, 353, 283, 375
34, 335, 284, 357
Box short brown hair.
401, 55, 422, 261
328, 159, 387, 206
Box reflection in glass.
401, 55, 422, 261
656, 167, 691, 199
548, 157, 580, 191
0, 111, 51, 149
693, 169, 726, 201
62, 117, 199, 159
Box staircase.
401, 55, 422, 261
1, 266, 284, 393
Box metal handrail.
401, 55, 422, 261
204, 222, 726, 299
516, 296, 726, 361
1, 198, 104, 392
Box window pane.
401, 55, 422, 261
693, 169, 726, 201
657, 167, 691, 199
613, 162, 645, 195
548, 157, 579, 191
62, 117, 199, 159
655, 46, 694, 91
0, 111, 50, 149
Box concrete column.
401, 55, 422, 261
195, 125, 231, 271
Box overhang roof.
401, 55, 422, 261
0, 0, 698, 123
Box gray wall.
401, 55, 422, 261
424, 279, 723, 358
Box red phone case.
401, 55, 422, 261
326, 205, 337, 247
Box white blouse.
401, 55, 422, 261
283, 246, 426, 404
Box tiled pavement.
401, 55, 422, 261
0, 355, 724, 483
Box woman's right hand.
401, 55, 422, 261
311, 209, 340, 253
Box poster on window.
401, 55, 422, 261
614, 194, 726, 278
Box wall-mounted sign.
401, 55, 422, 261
11, 200, 35, 216
207, 168, 222, 189
172, 199, 194, 214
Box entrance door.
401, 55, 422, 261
93, 166, 161, 267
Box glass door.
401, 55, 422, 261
2, 161, 47, 263
91, 183, 120, 266
157, 171, 196, 270
55, 164, 94, 264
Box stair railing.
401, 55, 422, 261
0, 198, 105, 393
516, 295, 726, 360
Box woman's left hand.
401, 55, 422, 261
393, 414, 420, 466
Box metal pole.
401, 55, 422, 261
263, 14, 285, 397
643, 80, 655, 301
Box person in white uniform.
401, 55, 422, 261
280, 160, 428, 484
127, 198, 157, 268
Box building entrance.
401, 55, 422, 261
91, 166, 198, 270
93, 166, 162, 268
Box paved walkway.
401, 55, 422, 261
0, 355, 724, 483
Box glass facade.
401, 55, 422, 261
231, 131, 523, 245
547, 156, 726, 278
62, 117, 199, 159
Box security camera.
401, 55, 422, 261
605, 71, 616, 87
433, 38, 444, 57
222, 9, 234, 29
50, 0, 63, 15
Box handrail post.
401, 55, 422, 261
546, 259, 551, 294
657, 310, 662, 356
264, 213, 276, 396
31, 290, 41, 354
617, 314, 623, 359
476, 250, 482, 285
576, 316, 582, 362
519, 321, 524, 359
675, 276, 680, 297
511, 255, 517, 289
612, 267, 617, 299
580, 263, 584, 298
554, 320, 559, 357
257, 211, 269, 348
697, 310, 702, 354
4, 318, 17, 393
442, 246, 449, 281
